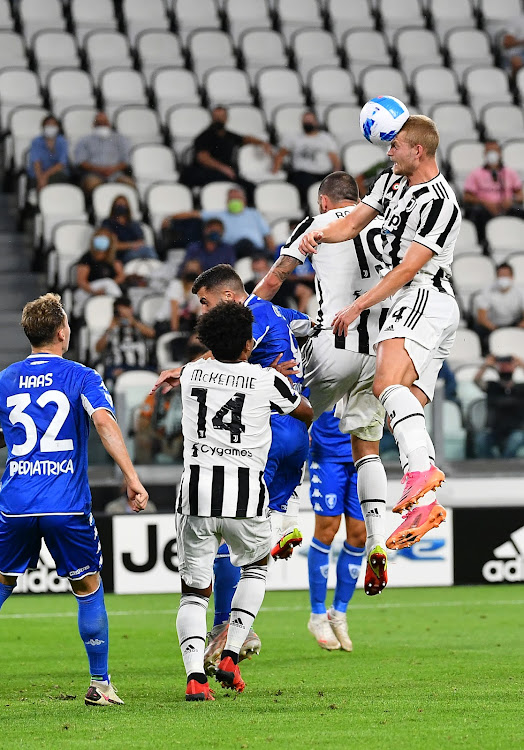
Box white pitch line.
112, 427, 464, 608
1, 598, 523, 620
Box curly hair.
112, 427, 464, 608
195, 301, 253, 361
21, 293, 66, 347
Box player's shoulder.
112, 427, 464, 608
424, 174, 459, 204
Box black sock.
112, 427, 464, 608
221, 649, 239, 665
187, 672, 207, 685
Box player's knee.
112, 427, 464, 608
347, 524, 366, 549
314, 517, 339, 545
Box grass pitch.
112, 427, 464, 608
0, 586, 522, 750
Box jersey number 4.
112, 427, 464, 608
7, 391, 73, 456
191, 388, 246, 444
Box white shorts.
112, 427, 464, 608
376, 287, 460, 401
175, 512, 272, 589
302, 330, 384, 441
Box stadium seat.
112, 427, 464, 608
188, 30, 236, 84
225, 0, 272, 43
256, 68, 305, 119
307, 180, 322, 215
4, 105, 48, 174
463, 67, 513, 119
445, 28, 493, 78
200, 181, 237, 211
308, 67, 357, 119
447, 140, 485, 192
49, 221, 93, 289
513, 70, 524, 114
113, 106, 162, 148
99, 68, 148, 120
478, 0, 522, 40
234, 256, 254, 283
0, 31, 27, 71
377, 0, 426, 44
239, 29, 287, 85
271, 218, 294, 246
0, 0, 13, 31
19, 0, 65, 45
455, 364, 486, 414
274, 0, 323, 44
174, 0, 221, 44
395, 28, 443, 78
135, 31, 184, 86
122, 0, 170, 45
79, 294, 115, 364
489, 326, 524, 357
152, 68, 201, 122
47, 69, 95, 119
254, 181, 301, 223
92, 183, 141, 225
272, 104, 306, 144
324, 104, 362, 148
131, 144, 179, 198
485, 216, 524, 261
156, 331, 190, 370
452, 254, 495, 313
360, 66, 409, 107
427, 399, 467, 459
325, 0, 375, 45
502, 139, 524, 182
454, 218, 483, 257
411, 66, 461, 112
0, 69, 42, 129
70, 0, 117, 44
204, 68, 252, 108
342, 30, 391, 80
138, 293, 165, 327
480, 104, 524, 144
292, 29, 340, 81
227, 105, 268, 141
32, 31, 80, 85
146, 183, 193, 233
84, 31, 132, 84
342, 142, 386, 177
238, 144, 286, 184
36, 184, 88, 248
428, 0, 476, 43
447, 328, 483, 369
507, 252, 524, 286
429, 103, 478, 155
166, 105, 211, 159
61, 105, 97, 156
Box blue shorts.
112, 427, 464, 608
0, 512, 103, 580
309, 459, 363, 520
265, 414, 309, 513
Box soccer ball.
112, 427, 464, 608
360, 96, 410, 145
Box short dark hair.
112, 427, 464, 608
496, 262, 513, 275
203, 218, 225, 232
318, 171, 359, 203
196, 301, 253, 361
192, 264, 245, 296
113, 296, 132, 315
42, 114, 59, 128
21, 293, 66, 347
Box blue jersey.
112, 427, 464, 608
0, 354, 115, 516
310, 408, 353, 463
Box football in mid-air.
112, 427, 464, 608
359, 96, 410, 145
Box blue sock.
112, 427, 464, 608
0, 582, 15, 610
213, 544, 241, 627
76, 581, 109, 682
308, 537, 331, 614
332, 542, 365, 614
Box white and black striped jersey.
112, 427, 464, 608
178, 359, 301, 518
362, 167, 461, 296
281, 207, 388, 356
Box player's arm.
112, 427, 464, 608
92, 409, 149, 512
332, 242, 434, 336
270, 371, 313, 426
290, 395, 314, 427
254, 255, 301, 301
299, 202, 378, 254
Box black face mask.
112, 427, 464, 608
499, 372, 513, 383
211, 121, 225, 132
303, 123, 316, 134
114, 205, 130, 218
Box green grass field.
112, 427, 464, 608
0, 586, 522, 750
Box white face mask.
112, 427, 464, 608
43, 125, 59, 139
94, 125, 111, 138
497, 276, 513, 291
485, 150, 500, 167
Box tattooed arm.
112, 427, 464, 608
253, 255, 302, 301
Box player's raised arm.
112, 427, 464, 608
254, 255, 301, 301
92, 409, 148, 512
299, 202, 378, 254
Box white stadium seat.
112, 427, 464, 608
84, 31, 132, 83
446, 28, 493, 78
227, 105, 268, 142
70, 0, 117, 44
146, 183, 193, 233
343, 30, 391, 80
5, 105, 47, 173
272, 104, 306, 144
429, 103, 478, 154
428, 0, 476, 43
200, 181, 238, 212
80, 295, 115, 364
20, 0, 65, 44
326, 0, 375, 44
0, 0, 13, 31
49, 221, 93, 289
204, 68, 252, 108
188, 29, 236, 84
92, 183, 141, 225
238, 144, 286, 184
489, 327, 524, 357
131, 144, 179, 199
36, 184, 88, 248
61, 106, 97, 156
254, 181, 301, 223
447, 329, 483, 369
174, 0, 221, 44
152, 68, 201, 122
32, 31, 80, 84
324, 104, 363, 148
292, 29, 339, 81
0, 31, 27, 71
99, 68, 148, 120
507, 252, 524, 286
343, 142, 386, 176
166, 105, 211, 158
0, 69, 42, 128
360, 66, 410, 107
113, 106, 162, 148
256, 68, 305, 119
156, 331, 190, 370
275, 0, 323, 43
454, 218, 483, 256
138, 294, 165, 327
225, 0, 272, 43
122, 0, 169, 45
485, 216, 524, 261
307, 180, 322, 215
378, 0, 426, 44
136, 31, 184, 86
412, 66, 461, 112
463, 66, 513, 119
480, 104, 524, 144
395, 28, 443, 78
309, 67, 357, 119
478, 0, 522, 40
513, 69, 524, 112
502, 140, 524, 182
114, 371, 159, 449
447, 140, 485, 192
47, 69, 95, 119
240, 29, 287, 85
452, 254, 495, 313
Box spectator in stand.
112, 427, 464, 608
27, 114, 69, 191
474, 262, 524, 354
163, 186, 275, 257
180, 105, 272, 198
474, 354, 524, 458
244, 253, 295, 309
499, 16, 524, 76
101, 194, 157, 264
154, 259, 202, 336
272, 111, 341, 205
180, 219, 236, 275
74, 112, 135, 195
463, 140, 524, 243
73, 229, 124, 318
95, 296, 155, 384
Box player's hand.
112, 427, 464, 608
332, 303, 361, 337
151, 367, 182, 394
299, 229, 324, 255
270, 353, 298, 379
127, 478, 149, 513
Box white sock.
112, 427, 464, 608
177, 593, 209, 678
224, 565, 267, 657
398, 432, 435, 473
354, 454, 387, 552
380, 385, 431, 472
283, 491, 300, 531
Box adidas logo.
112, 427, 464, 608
230, 617, 246, 629
311, 475, 322, 484
482, 525, 524, 583
384, 325, 394, 332
312, 489, 322, 498
184, 644, 197, 654
313, 502, 323, 512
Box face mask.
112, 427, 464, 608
93, 235, 111, 252
204, 231, 222, 243
227, 199, 244, 214
499, 371, 513, 383
182, 272, 199, 282
211, 121, 225, 132
43, 125, 59, 139
95, 126, 111, 138
497, 277, 512, 290
485, 150, 500, 167
303, 122, 316, 134
114, 205, 130, 217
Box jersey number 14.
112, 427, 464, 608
191, 388, 246, 444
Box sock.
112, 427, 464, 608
213, 544, 240, 627
308, 537, 330, 614
177, 593, 209, 680
0, 581, 15, 610
223, 564, 267, 664
283, 492, 300, 530
355, 454, 387, 551
332, 542, 365, 613
380, 385, 431, 472
398, 439, 437, 505
76, 581, 109, 682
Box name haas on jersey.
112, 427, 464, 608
19, 373, 53, 388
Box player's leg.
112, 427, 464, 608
203, 543, 241, 673
0, 515, 40, 609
